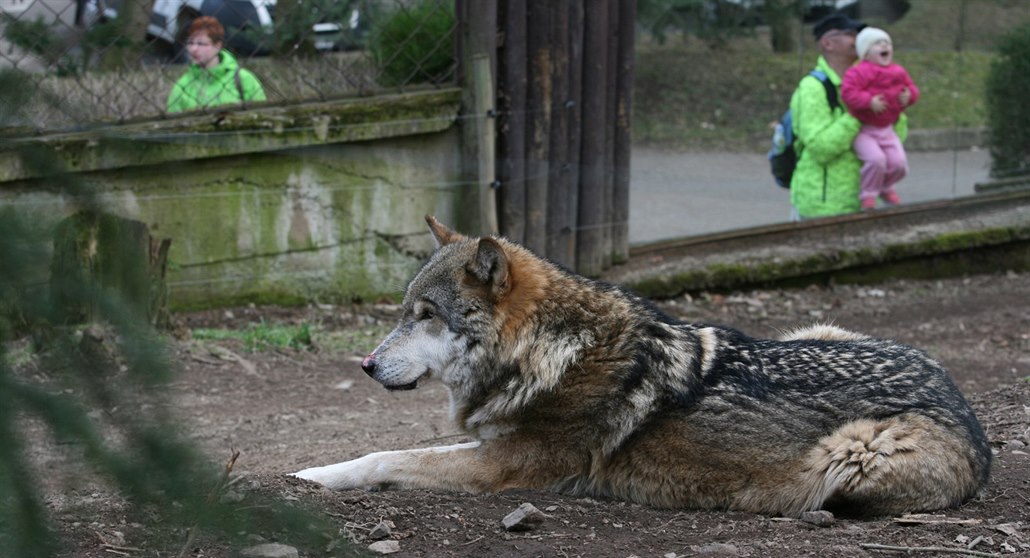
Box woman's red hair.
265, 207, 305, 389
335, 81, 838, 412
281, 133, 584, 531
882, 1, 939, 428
187, 16, 225, 44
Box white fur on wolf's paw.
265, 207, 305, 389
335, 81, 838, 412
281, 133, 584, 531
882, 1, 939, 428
291, 456, 379, 490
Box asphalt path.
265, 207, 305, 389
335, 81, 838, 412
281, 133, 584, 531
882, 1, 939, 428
629, 147, 992, 244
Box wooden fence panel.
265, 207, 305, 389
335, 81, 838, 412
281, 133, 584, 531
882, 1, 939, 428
576, 0, 610, 276
483, 0, 634, 275
546, 0, 574, 266
498, 0, 528, 244
612, 0, 636, 264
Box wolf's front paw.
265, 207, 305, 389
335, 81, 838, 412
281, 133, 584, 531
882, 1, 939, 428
291, 464, 357, 489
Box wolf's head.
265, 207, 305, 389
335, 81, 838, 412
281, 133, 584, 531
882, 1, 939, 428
360, 216, 518, 392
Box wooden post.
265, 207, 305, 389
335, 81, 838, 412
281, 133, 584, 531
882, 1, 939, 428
565, 0, 585, 265
546, 0, 573, 266
524, 0, 551, 254
50, 211, 170, 327
577, 0, 609, 276
498, 0, 528, 244
611, 0, 636, 264
473, 54, 499, 235
602, 0, 619, 269
458, 0, 498, 236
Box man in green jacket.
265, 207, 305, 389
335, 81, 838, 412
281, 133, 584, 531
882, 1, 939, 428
790, 12, 908, 219
166, 16, 266, 114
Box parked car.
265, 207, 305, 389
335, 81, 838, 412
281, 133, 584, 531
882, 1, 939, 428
78, 0, 368, 59
712, 0, 860, 24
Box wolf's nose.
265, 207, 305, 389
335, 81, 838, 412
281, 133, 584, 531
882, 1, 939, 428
361, 355, 376, 376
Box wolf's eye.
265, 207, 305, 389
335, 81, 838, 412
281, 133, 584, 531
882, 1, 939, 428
417, 304, 435, 320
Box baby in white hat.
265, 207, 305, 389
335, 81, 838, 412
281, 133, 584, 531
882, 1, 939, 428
841, 27, 920, 210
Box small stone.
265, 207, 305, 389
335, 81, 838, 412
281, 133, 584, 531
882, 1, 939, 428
501, 503, 547, 532
368, 540, 400, 554
800, 510, 835, 527
219, 490, 245, 504
369, 520, 394, 540
694, 542, 740, 556
240, 543, 299, 558
994, 523, 1020, 536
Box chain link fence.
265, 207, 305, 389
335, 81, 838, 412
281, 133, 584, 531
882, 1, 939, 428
0, 0, 457, 131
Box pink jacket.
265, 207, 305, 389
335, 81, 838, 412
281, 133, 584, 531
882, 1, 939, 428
841, 60, 919, 128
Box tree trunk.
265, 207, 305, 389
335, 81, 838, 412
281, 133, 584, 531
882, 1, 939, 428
100, 0, 156, 69
50, 211, 171, 328
766, 0, 799, 54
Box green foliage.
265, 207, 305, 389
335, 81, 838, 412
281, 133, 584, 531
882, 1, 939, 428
0, 71, 354, 557
637, 0, 709, 44
368, 0, 455, 87
194, 321, 314, 352
0, 12, 141, 75
636, 0, 760, 48
985, 21, 1030, 178
0, 13, 64, 67
265, 0, 367, 57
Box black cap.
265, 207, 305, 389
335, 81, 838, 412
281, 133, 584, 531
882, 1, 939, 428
813, 12, 865, 40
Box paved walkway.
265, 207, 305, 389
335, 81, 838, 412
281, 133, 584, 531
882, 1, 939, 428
629, 147, 992, 244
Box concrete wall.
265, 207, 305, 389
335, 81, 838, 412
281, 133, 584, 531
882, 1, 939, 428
0, 89, 465, 309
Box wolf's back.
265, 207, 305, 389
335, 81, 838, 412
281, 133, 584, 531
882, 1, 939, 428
670, 323, 992, 501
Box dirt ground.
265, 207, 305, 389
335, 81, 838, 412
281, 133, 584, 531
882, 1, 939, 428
24, 271, 1030, 557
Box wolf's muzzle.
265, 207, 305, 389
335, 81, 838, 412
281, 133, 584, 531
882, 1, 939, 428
361, 354, 420, 391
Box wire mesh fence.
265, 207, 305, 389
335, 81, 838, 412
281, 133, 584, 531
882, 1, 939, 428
0, 0, 457, 131
3, 0, 1029, 245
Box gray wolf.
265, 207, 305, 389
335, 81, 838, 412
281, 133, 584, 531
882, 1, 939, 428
293, 216, 991, 517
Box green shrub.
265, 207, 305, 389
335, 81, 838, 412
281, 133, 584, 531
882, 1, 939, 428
369, 0, 455, 87
985, 21, 1030, 178
265, 0, 366, 57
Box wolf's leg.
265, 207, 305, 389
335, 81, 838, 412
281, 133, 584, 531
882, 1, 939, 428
292, 442, 494, 492
804, 414, 981, 515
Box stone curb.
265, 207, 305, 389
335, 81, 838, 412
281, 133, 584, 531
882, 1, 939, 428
906, 127, 986, 152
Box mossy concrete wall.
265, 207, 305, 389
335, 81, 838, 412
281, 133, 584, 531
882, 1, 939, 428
603, 191, 1030, 298
0, 90, 464, 310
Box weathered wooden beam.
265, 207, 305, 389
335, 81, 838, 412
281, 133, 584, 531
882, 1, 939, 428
576, 0, 610, 276
498, 0, 528, 243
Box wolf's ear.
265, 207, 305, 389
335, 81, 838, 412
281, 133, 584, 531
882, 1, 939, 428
425, 215, 465, 247
466, 238, 510, 298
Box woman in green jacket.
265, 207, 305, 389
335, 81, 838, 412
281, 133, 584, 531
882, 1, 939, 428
790, 13, 907, 219
166, 16, 266, 114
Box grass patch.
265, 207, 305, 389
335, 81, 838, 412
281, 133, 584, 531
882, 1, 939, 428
191, 319, 393, 355
193, 321, 313, 352
314, 323, 394, 355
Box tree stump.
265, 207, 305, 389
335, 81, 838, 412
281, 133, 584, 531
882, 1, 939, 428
50, 211, 171, 328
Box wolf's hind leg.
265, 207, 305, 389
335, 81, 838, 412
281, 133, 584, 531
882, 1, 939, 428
807, 414, 980, 515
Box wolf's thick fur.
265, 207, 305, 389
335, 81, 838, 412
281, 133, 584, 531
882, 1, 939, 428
294, 216, 991, 517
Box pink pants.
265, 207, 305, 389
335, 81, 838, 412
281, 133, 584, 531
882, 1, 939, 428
854, 124, 908, 201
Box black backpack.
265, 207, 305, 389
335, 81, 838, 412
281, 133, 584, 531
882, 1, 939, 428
768, 70, 841, 189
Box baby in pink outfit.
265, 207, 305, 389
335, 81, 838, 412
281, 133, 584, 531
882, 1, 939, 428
841, 27, 919, 210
